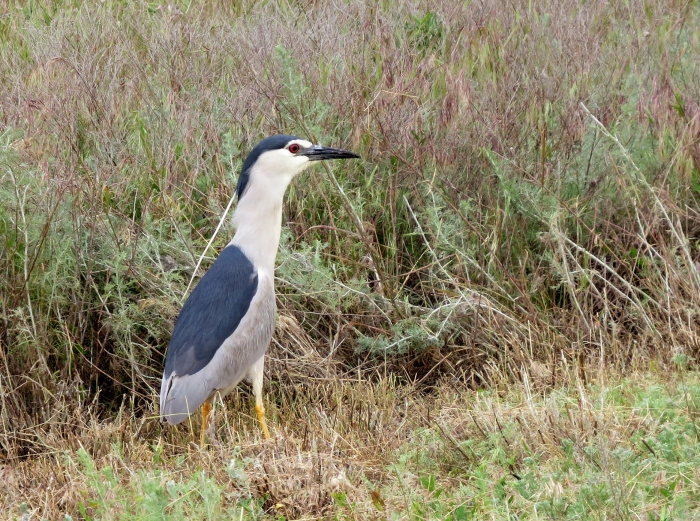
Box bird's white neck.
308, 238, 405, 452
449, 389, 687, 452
229, 171, 293, 275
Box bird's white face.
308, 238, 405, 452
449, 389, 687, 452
254, 138, 315, 183
239, 136, 358, 203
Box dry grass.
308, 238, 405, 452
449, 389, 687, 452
4, 356, 700, 518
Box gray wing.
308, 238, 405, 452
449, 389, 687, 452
160, 244, 258, 424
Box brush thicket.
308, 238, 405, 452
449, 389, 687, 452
1, 0, 700, 517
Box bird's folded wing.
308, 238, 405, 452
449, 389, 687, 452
164, 244, 259, 378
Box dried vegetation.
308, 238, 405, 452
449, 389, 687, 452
1, 0, 700, 518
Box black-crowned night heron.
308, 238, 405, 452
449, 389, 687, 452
160, 135, 359, 443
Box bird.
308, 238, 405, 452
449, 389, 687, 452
160, 134, 360, 443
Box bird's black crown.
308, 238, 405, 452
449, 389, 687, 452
235, 134, 301, 199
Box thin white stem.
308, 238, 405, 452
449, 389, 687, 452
183, 193, 237, 300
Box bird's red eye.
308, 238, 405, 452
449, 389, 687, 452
288, 144, 300, 154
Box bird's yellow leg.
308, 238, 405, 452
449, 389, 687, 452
255, 401, 270, 440
200, 396, 213, 447
250, 355, 270, 439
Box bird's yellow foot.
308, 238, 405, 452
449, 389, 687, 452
200, 398, 212, 447
255, 403, 270, 439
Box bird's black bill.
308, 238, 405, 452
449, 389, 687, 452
302, 145, 360, 161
